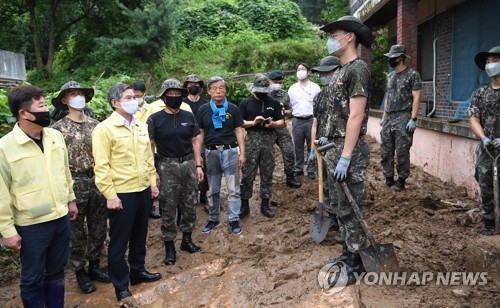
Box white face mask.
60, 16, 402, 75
296, 70, 308, 81
136, 97, 144, 104
485, 62, 500, 77
326, 33, 348, 56
270, 83, 282, 91
320, 74, 333, 86
68, 95, 86, 110
121, 99, 139, 115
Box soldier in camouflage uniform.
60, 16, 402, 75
319, 16, 374, 285
148, 79, 204, 266
468, 46, 500, 235
239, 74, 285, 218
380, 45, 422, 191
50, 81, 109, 294
267, 70, 301, 188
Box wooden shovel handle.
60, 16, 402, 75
314, 142, 324, 203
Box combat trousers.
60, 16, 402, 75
380, 112, 413, 180
275, 127, 295, 175
475, 144, 499, 221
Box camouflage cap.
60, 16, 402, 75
320, 15, 374, 49
267, 70, 285, 80
51, 81, 94, 110
384, 44, 411, 59
246, 73, 272, 94
474, 46, 500, 70
312, 56, 340, 73
157, 78, 188, 97
183, 74, 204, 88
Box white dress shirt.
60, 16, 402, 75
288, 80, 321, 117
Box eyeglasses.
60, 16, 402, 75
328, 32, 349, 40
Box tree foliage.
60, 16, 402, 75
322, 0, 350, 22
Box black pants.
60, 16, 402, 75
107, 187, 151, 291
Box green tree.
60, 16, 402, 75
322, 0, 349, 22
292, 0, 328, 24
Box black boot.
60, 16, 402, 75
88, 260, 110, 283
164, 241, 176, 266
21, 290, 44, 308
180, 232, 201, 253
385, 177, 395, 187
323, 242, 349, 265
344, 251, 365, 286
75, 268, 96, 294
199, 191, 208, 204
391, 178, 405, 191
329, 213, 340, 231
286, 173, 301, 188
44, 279, 65, 308
239, 199, 250, 218
480, 219, 495, 235
260, 198, 274, 218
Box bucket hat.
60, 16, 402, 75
157, 78, 188, 97
182, 74, 204, 88
246, 73, 272, 93
320, 15, 374, 49
51, 81, 94, 109
384, 45, 411, 59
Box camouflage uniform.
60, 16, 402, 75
269, 89, 295, 175
50, 116, 107, 271
380, 68, 422, 180
319, 58, 371, 252
468, 84, 500, 221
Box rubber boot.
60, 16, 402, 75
88, 260, 110, 283
286, 173, 301, 188
180, 232, 201, 253
391, 178, 405, 191
260, 198, 274, 218
480, 219, 495, 235
385, 177, 395, 187
329, 213, 340, 231
239, 199, 250, 218
323, 242, 349, 265
199, 191, 208, 204
344, 251, 365, 286
21, 290, 44, 308
164, 241, 176, 266
44, 279, 65, 308
75, 268, 96, 294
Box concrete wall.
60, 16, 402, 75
366, 115, 480, 199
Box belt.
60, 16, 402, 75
72, 171, 94, 178
159, 153, 194, 163
206, 143, 238, 151
293, 115, 313, 120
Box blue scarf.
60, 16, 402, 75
210, 98, 228, 129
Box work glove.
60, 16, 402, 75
481, 137, 492, 149
318, 137, 329, 146
334, 156, 351, 182
380, 116, 385, 126
406, 118, 417, 133
307, 150, 316, 164
493, 138, 500, 150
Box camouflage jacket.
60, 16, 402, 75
313, 89, 329, 137
269, 89, 291, 110
319, 58, 371, 138
385, 67, 422, 113
468, 84, 500, 139
50, 116, 100, 174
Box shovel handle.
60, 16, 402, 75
314, 143, 324, 204
340, 182, 379, 249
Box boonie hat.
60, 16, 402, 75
320, 15, 374, 49
51, 81, 94, 110
157, 78, 188, 97
183, 74, 204, 88
312, 56, 340, 73
246, 73, 272, 93
474, 46, 500, 70
384, 45, 411, 59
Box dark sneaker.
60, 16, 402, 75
385, 177, 395, 187
391, 178, 405, 191
307, 171, 316, 180
229, 221, 242, 234
202, 221, 220, 233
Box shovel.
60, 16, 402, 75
310, 143, 331, 243
484, 147, 500, 235
340, 182, 400, 273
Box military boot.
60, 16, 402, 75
180, 232, 201, 253
323, 242, 349, 265
480, 219, 495, 235
286, 173, 301, 188
385, 177, 395, 187
391, 178, 405, 191
239, 199, 250, 218
329, 213, 340, 231
260, 198, 274, 218
199, 191, 208, 204
75, 268, 96, 294
344, 251, 365, 286
164, 241, 176, 266
88, 260, 110, 283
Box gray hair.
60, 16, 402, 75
107, 83, 131, 109
207, 76, 225, 89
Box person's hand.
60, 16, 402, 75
151, 186, 159, 199
68, 201, 78, 220
1, 234, 21, 252
107, 198, 123, 211
253, 116, 265, 126
334, 156, 351, 182
307, 150, 316, 164
155, 172, 161, 189
239, 154, 246, 169
197, 167, 204, 183
493, 138, 500, 150
482, 137, 492, 149
406, 119, 417, 133
318, 137, 329, 146
380, 116, 385, 126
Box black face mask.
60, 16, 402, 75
255, 93, 267, 101
165, 96, 183, 109
25, 110, 51, 127
188, 86, 200, 95
389, 58, 399, 68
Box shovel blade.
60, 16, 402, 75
359, 243, 400, 273
310, 213, 331, 244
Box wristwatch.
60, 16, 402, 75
412, 117, 417, 121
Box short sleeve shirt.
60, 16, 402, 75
196, 101, 244, 146
182, 96, 209, 116
239, 96, 284, 132
385, 67, 422, 113
467, 84, 500, 139
147, 110, 200, 158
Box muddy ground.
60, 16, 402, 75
1, 136, 499, 307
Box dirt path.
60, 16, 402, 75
1, 137, 499, 307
